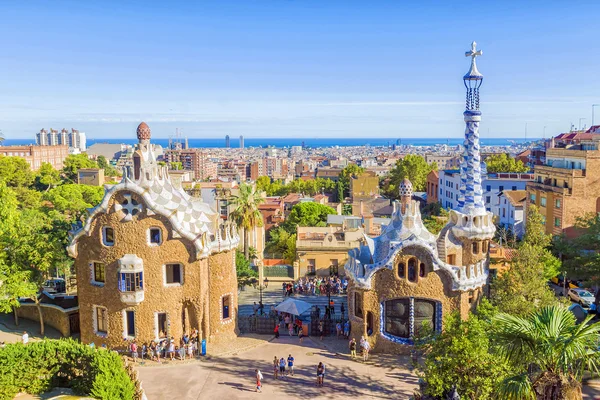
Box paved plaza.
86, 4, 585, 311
136, 335, 418, 399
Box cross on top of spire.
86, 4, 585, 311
464, 41, 483, 80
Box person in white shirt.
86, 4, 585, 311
22, 331, 29, 345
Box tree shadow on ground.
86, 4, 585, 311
207, 350, 418, 399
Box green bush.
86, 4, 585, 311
0, 338, 135, 400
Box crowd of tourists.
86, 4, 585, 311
124, 328, 203, 363
282, 276, 348, 297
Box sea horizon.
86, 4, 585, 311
2, 137, 539, 149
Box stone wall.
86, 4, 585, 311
348, 245, 471, 354
208, 250, 239, 344
15, 304, 75, 337
75, 191, 237, 349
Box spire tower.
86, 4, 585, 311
457, 41, 486, 216
450, 42, 495, 241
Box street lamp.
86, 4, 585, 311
251, 277, 268, 315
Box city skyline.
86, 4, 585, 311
1, 1, 599, 140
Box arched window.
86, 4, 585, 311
419, 262, 426, 278
398, 262, 405, 279
408, 258, 417, 282
472, 242, 479, 254
481, 240, 488, 253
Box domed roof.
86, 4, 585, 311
136, 122, 151, 141
399, 178, 413, 198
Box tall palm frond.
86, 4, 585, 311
229, 183, 264, 258
493, 305, 600, 399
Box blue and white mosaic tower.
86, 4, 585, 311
451, 42, 495, 240
457, 41, 486, 215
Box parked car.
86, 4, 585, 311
568, 288, 595, 307
42, 278, 66, 294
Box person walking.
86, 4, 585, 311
336, 322, 342, 338
274, 324, 280, 339
341, 303, 345, 319
316, 362, 325, 387
319, 321, 324, 340
287, 354, 295, 376
255, 369, 263, 393
21, 331, 29, 345
349, 338, 357, 359
344, 320, 350, 339
273, 356, 279, 379
130, 340, 138, 362
361, 337, 371, 362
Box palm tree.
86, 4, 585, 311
229, 183, 264, 259
0, 130, 5, 145
494, 305, 600, 400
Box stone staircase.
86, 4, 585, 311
238, 286, 348, 320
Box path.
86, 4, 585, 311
136, 335, 418, 399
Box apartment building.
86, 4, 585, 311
0, 145, 69, 170
437, 169, 533, 216
526, 128, 600, 237
164, 148, 217, 181
36, 128, 86, 152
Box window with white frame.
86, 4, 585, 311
148, 227, 162, 245
102, 226, 114, 246
94, 306, 108, 335
119, 272, 143, 292
124, 310, 135, 338
164, 263, 183, 286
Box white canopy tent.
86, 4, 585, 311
275, 298, 312, 316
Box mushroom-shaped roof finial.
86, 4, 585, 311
399, 178, 413, 198
136, 122, 151, 142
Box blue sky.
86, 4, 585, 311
0, 1, 599, 140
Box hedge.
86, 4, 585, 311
0, 338, 136, 400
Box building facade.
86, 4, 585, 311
0, 145, 69, 170
438, 169, 533, 216
296, 224, 363, 277
78, 168, 105, 186
68, 122, 239, 348
164, 148, 218, 181
344, 43, 494, 353
497, 190, 526, 239
36, 128, 86, 152
526, 130, 600, 237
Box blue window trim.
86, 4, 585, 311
379, 298, 442, 346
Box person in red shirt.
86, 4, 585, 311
274, 324, 280, 339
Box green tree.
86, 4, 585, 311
385, 155, 436, 197
0, 183, 38, 315
0, 155, 35, 188
256, 176, 271, 193
283, 202, 336, 234
422, 208, 448, 235
491, 205, 559, 315
61, 153, 98, 183
43, 184, 104, 221
556, 213, 600, 302
169, 161, 183, 171
230, 183, 265, 258
485, 153, 529, 173
35, 162, 61, 191
96, 155, 120, 177
494, 305, 600, 400
235, 250, 258, 288
416, 300, 510, 400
